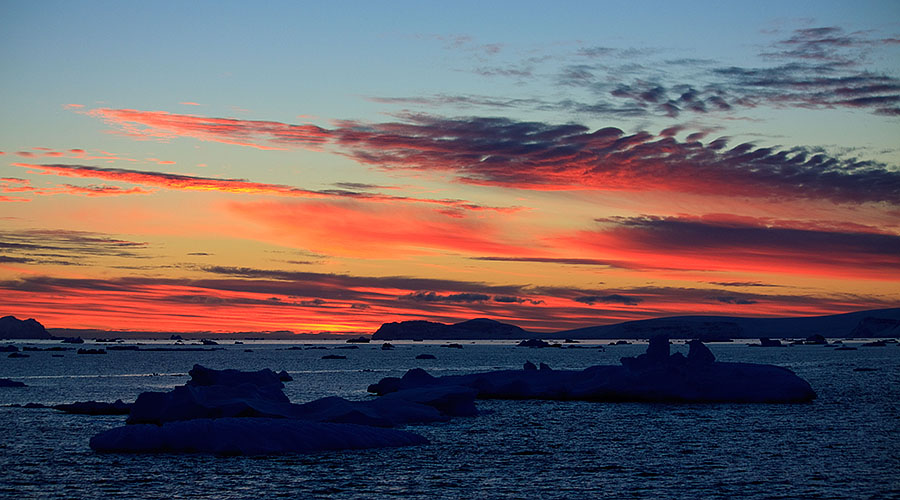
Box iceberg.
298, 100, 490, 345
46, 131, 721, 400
90, 418, 427, 455
54, 400, 132, 415
0, 378, 26, 387
94, 364, 456, 455
369, 337, 816, 403
127, 364, 471, 427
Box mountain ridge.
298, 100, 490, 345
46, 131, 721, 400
372, 308, 900, 340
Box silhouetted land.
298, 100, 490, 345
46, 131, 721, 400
2, 308, 898, 341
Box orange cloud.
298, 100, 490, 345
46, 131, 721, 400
13, 162, 516, 213
86, 108, 331, 150
2, 271, 891, 333
57, 184, 153, 196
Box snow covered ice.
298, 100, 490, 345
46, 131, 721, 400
369, 336, 816, 403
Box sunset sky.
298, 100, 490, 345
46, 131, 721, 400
2, 1, 899, 334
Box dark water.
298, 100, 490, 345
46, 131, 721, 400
1, 340, 898, 499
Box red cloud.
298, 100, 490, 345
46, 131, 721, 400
74, 107, 900, 204
87, 108, 331, 150
0, 195, 30, 202
13, 163, 516, 213
57, 184, 152, 196
2, 171, 150, 198
557, 215, 900, 280
1, 271, 892, 334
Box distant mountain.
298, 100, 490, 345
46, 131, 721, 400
0, 316, 52, 339
372, 318, 529, 340
371, 308, 900, 340
552, 308, 900, 340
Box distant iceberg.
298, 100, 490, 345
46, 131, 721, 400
369, 337, 816, 403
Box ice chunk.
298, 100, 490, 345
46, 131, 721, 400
94, 365, 437, 455
687, 339, 715, 365
127, 383, 297, 424
128, 364, 469, 429
517, 339, 556, 348
54, 400, 131, 415
187, 365, 284, 388
369, 340, 816, 403
90, 418, 428, 455
381, 385, 478, 417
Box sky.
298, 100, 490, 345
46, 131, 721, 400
1, 1, 899, 334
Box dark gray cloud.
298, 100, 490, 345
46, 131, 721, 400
575, 294, 643, 306
331, 182, 387, 191
0, 229, 150, 265
761, 26, 900, 65
711, 295, 758, 305
602, 215, 900, 258
201, 265, 525, 297
472, 256, 623, 268
492, 295, 544, 305
378, 27, 900, 118
367, 94, 549, 110
707, 281, 782, 288
611, 27, 900, 117
403, 291, 491, 303
336, 114, 900, 204
0, 255, 33, 264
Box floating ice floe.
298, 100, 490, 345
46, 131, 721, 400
91, 364, 462, 455
55, 400, 131, 415
90, 418, 427, 455
369, 337, 816, 403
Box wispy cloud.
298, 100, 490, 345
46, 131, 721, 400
378, 26, 900, 118
574, 294, 643, 306
583, 27, 900, 117
0, 229, 150, 266
71, 107, 900, 205
14, 163, 517, 213
563, 215, 900, 279
2, 173, 152, 199
3, 265, 890, 332
403, 291, 491, 303
335, 115, 899, 204
761, 26, 900, 65
86, 108, 331, 150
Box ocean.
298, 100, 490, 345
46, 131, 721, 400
1, 340, 897, 499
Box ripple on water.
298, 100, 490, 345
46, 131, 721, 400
0, 343, 898, 499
